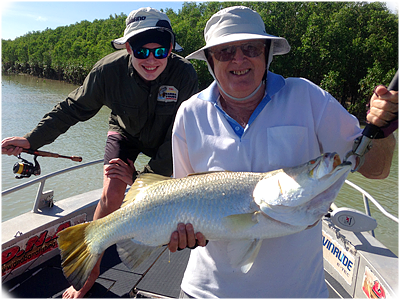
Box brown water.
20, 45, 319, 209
1, 74, 398, 256
1, 74, 150, 221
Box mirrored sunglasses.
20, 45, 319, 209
209, 42, 266, 62
133, 47, 169, 59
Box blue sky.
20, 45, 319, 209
1, 1, 398, 41
1, 1, 189, 40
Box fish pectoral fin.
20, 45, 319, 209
222, 212, 258, 232
122, 174, 172, 207
227, 239, 263, 273
116, 239, 159, 271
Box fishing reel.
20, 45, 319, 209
13, 155, 41, 179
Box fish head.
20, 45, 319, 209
253, 153, 352, 209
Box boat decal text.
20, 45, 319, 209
322, 230, 355, 285
2, 214, 86, 278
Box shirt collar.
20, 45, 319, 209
198, 71, 286, 139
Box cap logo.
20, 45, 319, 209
128, 16, 146, 25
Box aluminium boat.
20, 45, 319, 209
2, 159, 398, 298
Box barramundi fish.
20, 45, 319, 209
57, 152, 351, 290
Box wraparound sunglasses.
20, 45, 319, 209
132, 47, 169, 59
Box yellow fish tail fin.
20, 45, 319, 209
57, 222, 101, 290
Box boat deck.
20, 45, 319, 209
3, 244, 347, 298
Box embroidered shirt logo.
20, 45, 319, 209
158, 86, 178, 102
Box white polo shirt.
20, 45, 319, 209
172, 71, 361, 298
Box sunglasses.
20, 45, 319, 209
208, 42, 266, 62
132, 47, 169, 59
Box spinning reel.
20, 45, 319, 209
13, 155, 41, 179
4, 146, 82, 180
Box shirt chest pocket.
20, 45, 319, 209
267, 126, 310, 168
155, 101, 176, 116
112, 103, 142, 130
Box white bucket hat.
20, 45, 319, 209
186, 6, 290, 61
112, 7, 182, 51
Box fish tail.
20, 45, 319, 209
57, 222, 101, 290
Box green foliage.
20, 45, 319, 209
2, 2, 398, 118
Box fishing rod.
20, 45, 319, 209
344, 70, 398, 171
3, 146, 82, 179
3, 146, 83, 162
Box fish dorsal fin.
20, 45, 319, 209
121, 173, 172, 208
227, 239, 263, 273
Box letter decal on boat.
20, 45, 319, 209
322, 230, 355, 285
1, 214, 86, 278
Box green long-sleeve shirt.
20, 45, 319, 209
24, 50, 198, 176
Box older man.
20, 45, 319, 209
2, 7, 198, 298
168, 6, 397, 298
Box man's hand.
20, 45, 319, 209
367, 85, 398, 128
168, 223, 207, 252
2, 137, 31, 156
105, 158, 136, 186
357, 85, 398, 179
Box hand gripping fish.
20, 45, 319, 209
57, 153, 351, 290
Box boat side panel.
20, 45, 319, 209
2, 188, 102, 283
322, 218, 359, 297
322, 217, 398, 298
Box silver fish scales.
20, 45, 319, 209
57, 152, 351, 290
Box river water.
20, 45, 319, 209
1, 74, 398, 256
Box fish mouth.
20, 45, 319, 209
333, 158, 352, 171
310, 153, 340, 176
326, 158, 352, 180
313, 153, 351, 181
326, 153, 351, 173
332, 153, 352, 169
332, 153, 341, 169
